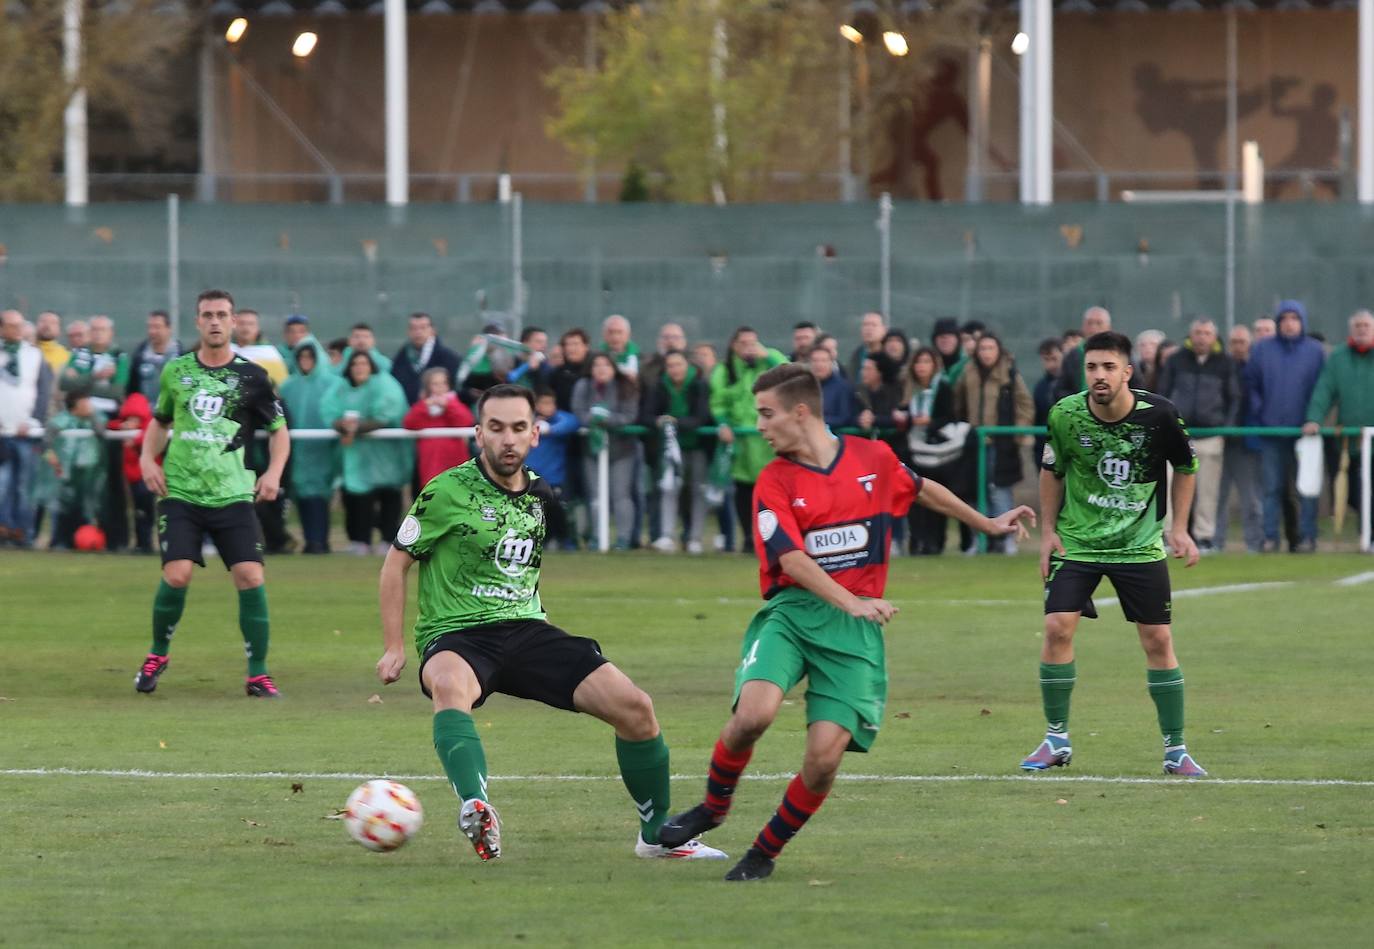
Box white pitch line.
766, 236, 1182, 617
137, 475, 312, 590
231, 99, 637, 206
2, 767, 1370, 788
1095, 580, 1292, 609
1333, 571, 1374, 587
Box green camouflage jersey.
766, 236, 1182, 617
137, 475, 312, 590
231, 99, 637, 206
154, 353, 286, 508
393, 458, 557, 657
1041, 390, 1198, 563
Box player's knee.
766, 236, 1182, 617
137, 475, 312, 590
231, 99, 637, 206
1044, 614, 1075, 645
1139, 624, 1173, 656
728, 709, 774, 745
162, 563, 193, 588
429, 672, 479, 708
617, 688, 658, 740
801, 748, 843, 790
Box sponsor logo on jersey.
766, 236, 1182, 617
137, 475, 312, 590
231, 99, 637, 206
180, 376, 194, 385
396, 514, 421, 547
190, 389, 225, 424
792, 497, 807, 508
471, 583, 530, 602
804, 522, 869, 556
1097, 451, 1132, 490
494, 528, 535, 577
757, 509, 779, 541
1086, 492, 1148, 512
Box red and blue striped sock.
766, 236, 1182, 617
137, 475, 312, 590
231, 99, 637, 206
753, 774, 827, 859
704, 738, 752, 818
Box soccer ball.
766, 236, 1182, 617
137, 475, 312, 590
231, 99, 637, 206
344, 780, 424, 852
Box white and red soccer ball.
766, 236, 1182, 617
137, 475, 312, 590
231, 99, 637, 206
344, 780, 424, 852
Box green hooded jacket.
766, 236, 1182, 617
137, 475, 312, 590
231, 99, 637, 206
279, 338, 341, 499
709, 346, 788, 483
321, 362, 413, 494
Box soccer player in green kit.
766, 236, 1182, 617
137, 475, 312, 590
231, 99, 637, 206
375, 384, 726, 863
134, 290, 290, 697
1023, 331, 1207, 776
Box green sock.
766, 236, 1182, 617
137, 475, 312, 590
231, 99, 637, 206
1147, 667, 1186, 749
151, 580, 186, 656
1039, 661, 1076, 735
433, 710, 489, 803
615, 734, 671, 844
237, 586, 271, 677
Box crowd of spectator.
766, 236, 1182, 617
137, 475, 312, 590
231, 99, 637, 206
2, 299, 1372, 558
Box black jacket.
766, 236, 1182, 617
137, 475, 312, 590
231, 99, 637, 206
1157, 344, 1240, 429
391, 338, 462, 405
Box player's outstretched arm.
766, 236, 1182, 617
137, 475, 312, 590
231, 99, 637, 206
377, 546, 416, 683
778, 550, 897, 625
1168, 470, 1200, 567
914, 478, 1035, 543
140, 417, 170, 496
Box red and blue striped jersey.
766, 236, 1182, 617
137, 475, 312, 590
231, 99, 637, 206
752, 435, 922, 600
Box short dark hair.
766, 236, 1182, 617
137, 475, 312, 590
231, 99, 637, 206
147, 309, 170, 325
326, 337, 347, 353
520, 326, 546, 343
532, 386, 557, 402
1084, 331, 1132, 360
409, 311, 431, 323
752, 362, 822, 417
235, 308, 259, 320
961, 319, 986, 336
64, 391, 87, 411
476, 384, 537, 420
1038, 337, 1062, 357
351, 322, 373, 333
560, 328, 589, 346
793, 321, 818, 332
196, 289, 234, 310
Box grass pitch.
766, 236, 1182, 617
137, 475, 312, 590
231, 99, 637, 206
3, 549, 1372, 947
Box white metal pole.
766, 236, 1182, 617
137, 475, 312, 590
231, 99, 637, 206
385, 0, 409, 207
511, 192, 524, 337
878, 192, 892, 322
1361, 426, 1372, 552
1225, 9, 1238, 332
1361, 0, 1374, 202
63, 0, 88, 207
838, 35, 853, 202
168, 195, 180, 339
1033, 0, 1053, 204
597, 441, 610, 552
1018, 2, 1034, 204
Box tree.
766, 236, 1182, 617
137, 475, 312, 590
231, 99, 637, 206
547, 0, 836, 204
0, 0, 192, 201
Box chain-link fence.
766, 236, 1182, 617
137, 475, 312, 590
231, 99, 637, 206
5, 199, 1374, 365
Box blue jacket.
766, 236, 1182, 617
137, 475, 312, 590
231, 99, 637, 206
525, 409, 579, 488
1244, 300, 1326, 428
820, 372, 856, 428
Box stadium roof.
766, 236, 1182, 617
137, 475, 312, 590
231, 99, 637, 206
206, 0, 1356, 15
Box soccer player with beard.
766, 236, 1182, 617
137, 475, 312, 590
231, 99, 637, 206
1021, 331, 1206, 777
658, 364, 1034, 881
134, 290, 290, 697
375, 384, 726, 863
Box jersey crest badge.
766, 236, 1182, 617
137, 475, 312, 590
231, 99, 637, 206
857, 473, 877, 494
480, 505, 498, 522
1131, 433, 1145, 449
1079, 434, 1094, 448
757, 509, 779, 541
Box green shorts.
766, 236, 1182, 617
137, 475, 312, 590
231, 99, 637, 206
732, 586, 887, 753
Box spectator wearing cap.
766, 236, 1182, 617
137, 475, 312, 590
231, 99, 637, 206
879, 330, 910, 384
1246, 299, 1326, 552
279, 313, 316, 373
392, 311, 462, 405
